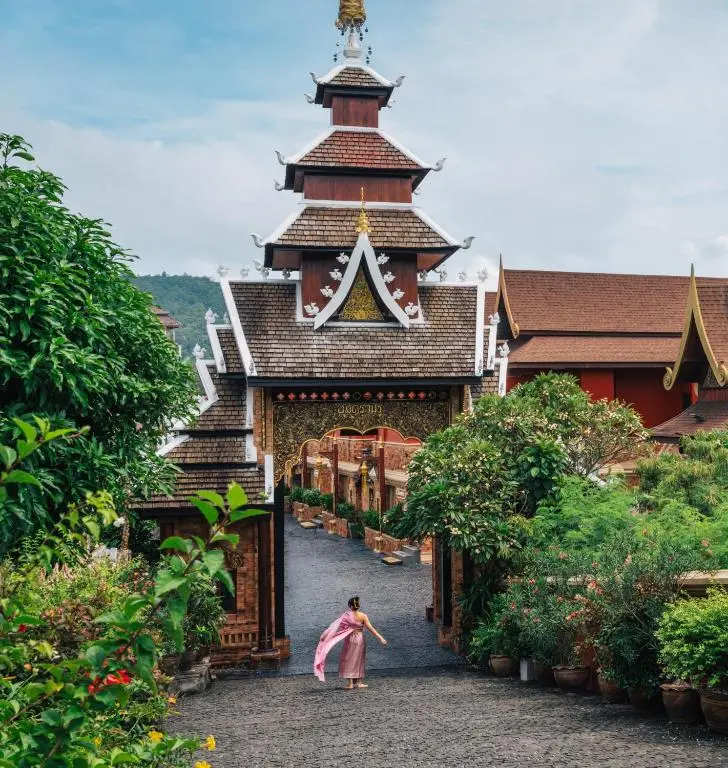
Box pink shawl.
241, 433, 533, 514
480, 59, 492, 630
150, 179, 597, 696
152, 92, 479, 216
314, 610, 362, 682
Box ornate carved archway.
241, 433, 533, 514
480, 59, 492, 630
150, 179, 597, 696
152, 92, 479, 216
271, 387, 454, 479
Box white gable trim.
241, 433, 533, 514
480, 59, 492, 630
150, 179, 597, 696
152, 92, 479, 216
220, 279, 257, 376
261, 208, 305, 245
196, 358, 218, 403
474, 283, 487, 376
411, 207, 461, 247
377, 129, 431, 169
158, 433, 190, 458
313, 233, 411, 330
285, 128, 336, 164
206, 324, 229, 374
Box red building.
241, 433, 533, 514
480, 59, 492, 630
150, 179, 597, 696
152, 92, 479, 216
489, 262, 728, 427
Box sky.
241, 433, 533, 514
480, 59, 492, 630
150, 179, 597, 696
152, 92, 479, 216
2, 0, 728, 283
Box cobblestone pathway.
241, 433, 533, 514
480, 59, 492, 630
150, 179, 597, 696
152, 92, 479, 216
172, 517, 728, 766
175, 668, 727, 767
280, 513, 457, 674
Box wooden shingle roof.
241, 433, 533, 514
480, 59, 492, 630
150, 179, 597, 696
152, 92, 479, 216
267, 207, 455, 253
509, 336, 680, 367
228, 281, 481, 381
295, 131, 423, 170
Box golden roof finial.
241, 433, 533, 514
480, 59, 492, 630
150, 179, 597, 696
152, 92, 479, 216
336, 0, 367, 32
356, 186, 371, 234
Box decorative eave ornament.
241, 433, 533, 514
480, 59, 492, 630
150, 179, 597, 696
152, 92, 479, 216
356, 187, 371, 233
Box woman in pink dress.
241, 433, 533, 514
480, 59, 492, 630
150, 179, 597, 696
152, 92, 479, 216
314, 596, 387, 689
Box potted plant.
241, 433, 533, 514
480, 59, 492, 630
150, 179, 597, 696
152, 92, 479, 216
289, 486, 305, 517
657, 589, 728, 731
469, 595, 521, 678
302, 488, 323, 519
179, 574, 227, 670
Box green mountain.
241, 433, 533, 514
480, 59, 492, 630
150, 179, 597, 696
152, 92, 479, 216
133, 274, 227, 359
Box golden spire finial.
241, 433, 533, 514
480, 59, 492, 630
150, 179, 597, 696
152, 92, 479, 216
356, 187, 371, 234
336, 0, 367, 32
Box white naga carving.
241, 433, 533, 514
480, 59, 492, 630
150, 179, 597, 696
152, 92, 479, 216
382, 272, 395, 284
304, 93, 315, 103
321, 286, 335, 299
330, 268, 344, 282
377, 254, 389, 265
405, 303, 420, 317
461, 236, 475, 250
477, 268, 489, 283
392, 288, 405, 301
254, 259, 271, 279
193, 344, 205, 359
251, 234, 265, 248
304, 302, 321, 316
217, 265, 230, 279
458, 271, 468, 282
489, 312, 501, 325
418, 270, 429, 282
282, 268, 292, 280
240, 266, 250, 279
205, 309, 217, 325
499, 341, 511, 358
274, 180, 284, 191
337, 252, 350, 264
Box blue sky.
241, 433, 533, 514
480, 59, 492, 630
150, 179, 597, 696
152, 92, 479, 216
2, 0, 728, 281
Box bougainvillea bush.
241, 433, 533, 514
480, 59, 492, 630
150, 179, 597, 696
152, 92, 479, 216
0, 419, 264, 766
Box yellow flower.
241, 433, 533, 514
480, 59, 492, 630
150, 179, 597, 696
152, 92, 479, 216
93, 737, 102, 747
204, 735, 217, 751
148, 731, 164, 743
167, 696, 177, 705
194, 762, 212, 768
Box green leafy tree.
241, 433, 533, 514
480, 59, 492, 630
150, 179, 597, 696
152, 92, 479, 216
0, 135, 197, 553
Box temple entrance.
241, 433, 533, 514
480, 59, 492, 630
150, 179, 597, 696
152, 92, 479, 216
268, 387, 462, 669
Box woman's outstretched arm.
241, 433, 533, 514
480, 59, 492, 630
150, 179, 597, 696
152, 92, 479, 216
358, 611, 387, 645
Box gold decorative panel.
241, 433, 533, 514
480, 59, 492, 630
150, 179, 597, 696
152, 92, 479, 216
340, 269, 384, 322
272, 398, 451, 479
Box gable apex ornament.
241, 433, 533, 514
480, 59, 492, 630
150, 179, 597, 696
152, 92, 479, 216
356, 187, 372, 234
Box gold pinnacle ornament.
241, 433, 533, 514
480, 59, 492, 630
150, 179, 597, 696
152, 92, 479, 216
336, 0, 367, 31
356, 186, 371, 233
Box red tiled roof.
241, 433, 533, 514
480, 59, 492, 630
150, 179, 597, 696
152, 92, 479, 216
696, 283, 728, 367
509, 335, 680, 366
296, 131, 423, 170
501, 270, 728, 335
652, 399, 728, 440
269, 207, 453, 251
151, 306, 181, 330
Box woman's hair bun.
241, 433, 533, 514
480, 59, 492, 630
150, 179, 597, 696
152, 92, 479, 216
348, 596, 360, 610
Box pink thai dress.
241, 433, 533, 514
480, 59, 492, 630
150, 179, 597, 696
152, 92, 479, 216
314, 610, 366, 682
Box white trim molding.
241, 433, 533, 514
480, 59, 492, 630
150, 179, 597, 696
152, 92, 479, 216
196, 359, 218, 404
313, 233, 411, 330
206, 324, 230, 374
264, 454, 275, 503
157, 433, 190, 458
314, 62, 393, 88
497, 342, 511, 397
220, 279, 257, 377
474, 283, 487, 376
486, 312, 500, 372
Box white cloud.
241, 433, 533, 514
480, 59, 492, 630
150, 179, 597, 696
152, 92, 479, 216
2, 0, 728, 280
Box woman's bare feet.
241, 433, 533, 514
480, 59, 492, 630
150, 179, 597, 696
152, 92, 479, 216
354, 682, 368, 688
344, 682, 354, 690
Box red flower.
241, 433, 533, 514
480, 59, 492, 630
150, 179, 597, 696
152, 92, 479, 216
17, 624, 28, 633
104, 669, 131, 686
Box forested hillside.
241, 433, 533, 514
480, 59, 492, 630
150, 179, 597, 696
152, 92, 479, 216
133, 274, 226, 359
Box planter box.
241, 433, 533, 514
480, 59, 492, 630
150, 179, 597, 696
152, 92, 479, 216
300, 505, 322, 523
335, 517, 350, 538
292, 502, 305, 519
364, 526, 381, 551
380, 532, 406, 555
321, 510, 336, 525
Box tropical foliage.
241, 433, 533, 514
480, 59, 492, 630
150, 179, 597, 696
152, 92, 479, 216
404, 374, 647, 564
0, 134, 197, 555
0, 420, 265, 766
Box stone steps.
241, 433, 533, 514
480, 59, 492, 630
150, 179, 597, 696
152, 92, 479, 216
381, 555, 403, 567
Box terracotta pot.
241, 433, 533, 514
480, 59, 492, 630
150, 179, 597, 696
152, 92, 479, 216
701, 691, 728, 735
554, 665, 590, 693
598, 674, 628, 704
661, 685, 703, 724
534, 663, 556, 686
628, 689, 663, 713
489, 655, 519, 677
